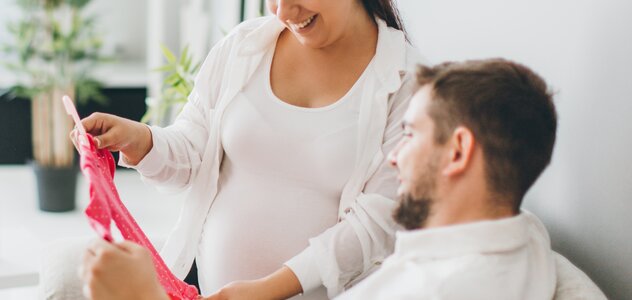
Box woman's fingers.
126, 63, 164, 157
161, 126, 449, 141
80, 238, 109, 282
204, 292, 220, 300
70, 112, 150, 163
81, 112, 110, 136
77, 112, 125, 150
111, 241, 147, 260
81, 239, 121, 297
92, 127, 119, 150
80, 239, 169, 300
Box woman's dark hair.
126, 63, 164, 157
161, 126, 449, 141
361, 0, 406, 32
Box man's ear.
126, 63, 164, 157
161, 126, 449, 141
442, 126, 475, 176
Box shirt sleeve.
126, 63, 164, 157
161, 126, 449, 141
117, 35, 233, 192
285, 74, 417, 297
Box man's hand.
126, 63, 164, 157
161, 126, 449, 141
80, 239, 169, 300
204, 266, 303, 300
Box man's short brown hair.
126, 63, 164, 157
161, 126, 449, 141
416, 59, 557, 210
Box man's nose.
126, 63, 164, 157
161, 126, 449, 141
388, 140, 404, 167
388, 154, 397, 167
388, 150, 398, 168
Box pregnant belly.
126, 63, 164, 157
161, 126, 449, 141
196, 166, 339, 294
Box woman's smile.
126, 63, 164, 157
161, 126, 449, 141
288, 14, 318, 33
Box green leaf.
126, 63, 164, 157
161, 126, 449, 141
1, 61, 24, 72
175, 84, 189, 97
152, 64, 174, 73
75, 77, 107, 105
165, 73, 181, 85
179, 45, 189, 67
183, 54, 192, 72
6, 84, 39, 100
44, 0, 64, 10
160, 44, 177, 64
151, 44, 202, 124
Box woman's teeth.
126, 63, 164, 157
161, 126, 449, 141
290, 15, 315, 31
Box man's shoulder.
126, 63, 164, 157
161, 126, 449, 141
431, 251, 553, 299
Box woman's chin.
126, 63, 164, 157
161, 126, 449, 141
296, 36, 336, 50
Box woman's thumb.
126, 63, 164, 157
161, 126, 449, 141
93, 130, 118, 150
92, 136, 102, 148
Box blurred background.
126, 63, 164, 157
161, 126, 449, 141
0, 0, 630, 299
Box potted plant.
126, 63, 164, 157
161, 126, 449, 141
143, 45, 200, 126
1, 0, 107, 212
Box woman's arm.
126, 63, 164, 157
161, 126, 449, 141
121, 36, 233, 192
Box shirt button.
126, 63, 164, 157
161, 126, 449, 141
344, 207, 352, 214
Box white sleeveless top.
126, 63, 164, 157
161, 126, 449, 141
196, 44, 373, 299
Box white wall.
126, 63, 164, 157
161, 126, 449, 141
398, 1, 632, 299
84, 0, 148, 61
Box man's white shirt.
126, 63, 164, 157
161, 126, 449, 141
336, 211, 556, 299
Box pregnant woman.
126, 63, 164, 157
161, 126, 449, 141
73, 0, 421, 299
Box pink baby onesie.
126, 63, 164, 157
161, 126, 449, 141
79, 135, 199, 300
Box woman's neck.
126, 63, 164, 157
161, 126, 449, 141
324, 13, 378, 57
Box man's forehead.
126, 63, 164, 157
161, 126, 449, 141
404, 86, 433, 126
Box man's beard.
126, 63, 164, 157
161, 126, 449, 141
393, 152, 439, 230
393, 194, 432, 230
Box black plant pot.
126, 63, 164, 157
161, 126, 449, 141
31, 162, 79, 212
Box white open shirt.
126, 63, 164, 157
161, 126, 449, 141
336, 211, 557, 299
121, 16, 422, 297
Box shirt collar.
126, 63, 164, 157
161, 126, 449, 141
372, 18, 407, 93
238, 16, 286, 56
237, 17, 408, 92
394, 212, 531, 260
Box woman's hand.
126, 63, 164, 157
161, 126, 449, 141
204, 280, 270, 300
70, 112, 153, 165
80, 239, 169, 300
204, 266, 303, 300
